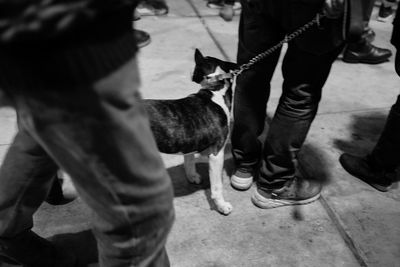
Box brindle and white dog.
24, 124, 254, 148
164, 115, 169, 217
144, 49, 237, 215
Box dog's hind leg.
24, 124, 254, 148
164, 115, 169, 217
184, 153, 202, 184
209, 148, 232, 215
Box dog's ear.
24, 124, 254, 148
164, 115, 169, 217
222, 62, 238, 72
194, 49, 204, 65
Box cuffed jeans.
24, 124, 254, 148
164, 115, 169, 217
231, 0, 343, 187
0, 57, 174, 266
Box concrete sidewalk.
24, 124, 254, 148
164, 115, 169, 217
1, 1, 400, 266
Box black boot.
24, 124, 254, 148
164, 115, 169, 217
0, 230, 78, 267
339, 153, 394, 192
342, 41, 392, 64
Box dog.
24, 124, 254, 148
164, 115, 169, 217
143, 49, 237, 215
53, 49, 237, 215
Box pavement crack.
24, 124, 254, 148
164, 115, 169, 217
317, 107, 391, 116
185, 0, 231, 62
319, 196, 369, 267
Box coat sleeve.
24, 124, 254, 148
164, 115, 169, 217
0, 0, 139, 44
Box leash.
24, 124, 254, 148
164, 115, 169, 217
232, 12, 326, 77
205, 12, 326, 83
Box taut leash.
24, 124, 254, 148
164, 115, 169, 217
204, 12, 327, 83
231, 13, 326, 77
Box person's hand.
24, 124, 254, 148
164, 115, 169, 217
323, 0, 344, 19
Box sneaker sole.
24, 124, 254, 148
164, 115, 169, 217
231, 175, 253, 190
207, 3, 241, 10
137, 36, 151, 48
251, 189, 321, 209
342, 58, 390, 64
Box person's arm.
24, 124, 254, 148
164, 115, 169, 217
0, 0, 140, 44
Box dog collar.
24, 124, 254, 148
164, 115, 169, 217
204, 72, 234, 83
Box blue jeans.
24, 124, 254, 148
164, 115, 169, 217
231, 0, 343, 187
0, 57, 174, 266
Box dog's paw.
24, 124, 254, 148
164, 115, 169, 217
186, 172, 202, 184
216, 201, 233, 215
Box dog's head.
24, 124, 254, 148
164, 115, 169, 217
192, 49, 237, 85
192, 49, 237, 118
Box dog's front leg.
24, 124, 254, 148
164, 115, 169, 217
209, 148, 232, 215
184, 153, 202, 184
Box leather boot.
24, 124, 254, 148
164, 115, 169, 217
339, 153, 394, 192
0, 230, 78, 267
342, 41, 392, 64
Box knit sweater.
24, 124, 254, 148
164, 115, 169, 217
0, 0, 138, 44
0, 0, 139, 90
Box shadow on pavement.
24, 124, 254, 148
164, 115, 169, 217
333, 111, 388, 155
299, 143, 333, 186
167, 144, 235, 212
168, 162, 210, 197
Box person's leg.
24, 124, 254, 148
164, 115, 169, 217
339, 94, 400, 191
363, 0, 376, 23
343, 0, 393, 64
339, 9, 400, 191
231, 0, 283, 189
0, 129, 73, 266
370, 96, 400, 170
340, 49, 400, 191
378, 0, 397, 22
253, 43, 343, 208
8, 55, 174, 267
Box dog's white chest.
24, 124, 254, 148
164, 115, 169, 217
211, 85, 230, 125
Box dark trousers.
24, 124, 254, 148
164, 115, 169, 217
370, 47, 400, 173
371, 95, 400, 172
232, 0, 343, 187
0, 57, 174, 267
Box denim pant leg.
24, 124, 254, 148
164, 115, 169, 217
0, 127, 59, 264
370, 95, 400, 172
231, 0, 284, 174
259, 43, 343, 187
8, 57, 174, 267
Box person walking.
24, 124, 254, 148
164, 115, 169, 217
0, 1, 174, 266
